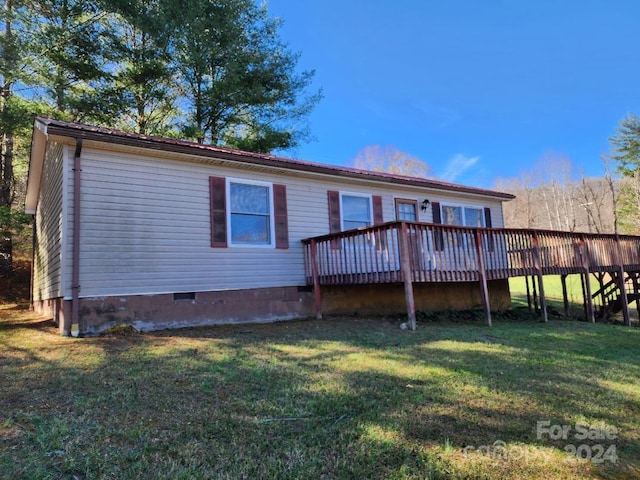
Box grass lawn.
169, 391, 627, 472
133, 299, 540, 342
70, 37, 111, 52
509, 274, 640, 325
1, 304, 639, 479
509, 275, 603, 305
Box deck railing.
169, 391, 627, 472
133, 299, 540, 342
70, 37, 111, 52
302, 221, 640, 327
302, 221, 640, 286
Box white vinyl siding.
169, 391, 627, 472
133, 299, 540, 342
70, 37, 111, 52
33, 142, 66, 301
64, 146, 505, 298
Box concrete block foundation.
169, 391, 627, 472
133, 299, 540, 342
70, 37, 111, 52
34, 280, 511, 336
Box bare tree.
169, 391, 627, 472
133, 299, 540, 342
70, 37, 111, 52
532, 153, 578, 231
603, 157, 620, 235
575, 158, 619, 234
496, 153, 619, 234
352, 145, 431, 178
494, 175, 537, 228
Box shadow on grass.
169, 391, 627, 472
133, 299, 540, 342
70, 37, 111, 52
1, 313, 639, 479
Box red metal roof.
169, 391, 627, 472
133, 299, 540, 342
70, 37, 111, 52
36, 117, 515, 200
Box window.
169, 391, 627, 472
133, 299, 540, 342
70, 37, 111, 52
340, 194, 372, 230
431, 201, 491, 252
228, 179, 273, 246
210, 176, 288, 249
441, 204, 484, 227
395, 199, 418, 221
464, 207, 484, 227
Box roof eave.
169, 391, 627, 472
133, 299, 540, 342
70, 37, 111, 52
24, 118, 49, 214
37, 117, 516, 201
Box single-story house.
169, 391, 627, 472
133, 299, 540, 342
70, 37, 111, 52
26, 117, 514, 336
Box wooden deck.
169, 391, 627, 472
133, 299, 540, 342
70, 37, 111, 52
302, 221, 640, 328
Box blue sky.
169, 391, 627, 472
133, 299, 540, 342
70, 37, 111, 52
266, 0, 640, 188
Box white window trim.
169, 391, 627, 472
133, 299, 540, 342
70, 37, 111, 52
440, 202, 486, 227
339, 191, 373, 231
226, 177, 276, 248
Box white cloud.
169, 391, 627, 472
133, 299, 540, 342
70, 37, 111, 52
440, 154, 480, 182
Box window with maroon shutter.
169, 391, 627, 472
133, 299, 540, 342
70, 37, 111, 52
209, 176, 227, 247
328, 191, 380, 248
274, 184, 289, 249
210, 176, 288, 249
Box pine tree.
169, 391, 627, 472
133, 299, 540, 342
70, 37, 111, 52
105, 0, 178, 135
607, 113, 640, 234
31, 0, 117, 122
171, 0, 321, 151
0, 0, 43, 275
610, 113, 640, 176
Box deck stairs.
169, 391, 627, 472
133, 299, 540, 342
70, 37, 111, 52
592, 271, 640, 319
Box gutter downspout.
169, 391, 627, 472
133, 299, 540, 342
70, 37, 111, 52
30, 217, 35, 310
71, 139, 82, 337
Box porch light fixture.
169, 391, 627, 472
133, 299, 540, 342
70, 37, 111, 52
421, 199, 430, 212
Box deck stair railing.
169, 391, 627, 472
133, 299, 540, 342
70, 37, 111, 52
592, 272, 640, 319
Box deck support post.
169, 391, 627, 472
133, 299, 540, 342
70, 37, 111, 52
579, 235, 595, 323
310, 240, 323, 320
596, 273, 606, 319
580, 273, 589, 321
561, 274, 570, 318
631, 274, 640, 321
531, 232, 548, 322
398, 223, 416, 330
474, 229, 492, 327
525, 276, 532, 311
614, 235, 631, 326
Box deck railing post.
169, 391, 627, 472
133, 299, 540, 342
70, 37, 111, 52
474, 228, 492, 327
614, 234, 631, 326
579, 235, 595, 323
310, 239, 323, 320
531, 231, 548, 322
398, 222, 417, 330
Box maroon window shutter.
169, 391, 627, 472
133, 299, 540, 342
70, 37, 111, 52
328, 190, 341, 233
327, 190, 341, 249
209, 176, 227, 248
372, 195, 386, 250
484, 207, 494, 252
372, 195, 383, 225
274, 184, 289, 249
431, 201, 444, 251
484, 207, 492, 228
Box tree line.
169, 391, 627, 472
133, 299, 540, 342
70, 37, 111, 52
496, 114, 640, 236
1, 0, 321, 200
350, 115, 640, 237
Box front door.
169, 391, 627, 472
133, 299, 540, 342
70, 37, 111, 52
394, 199, 422, 268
